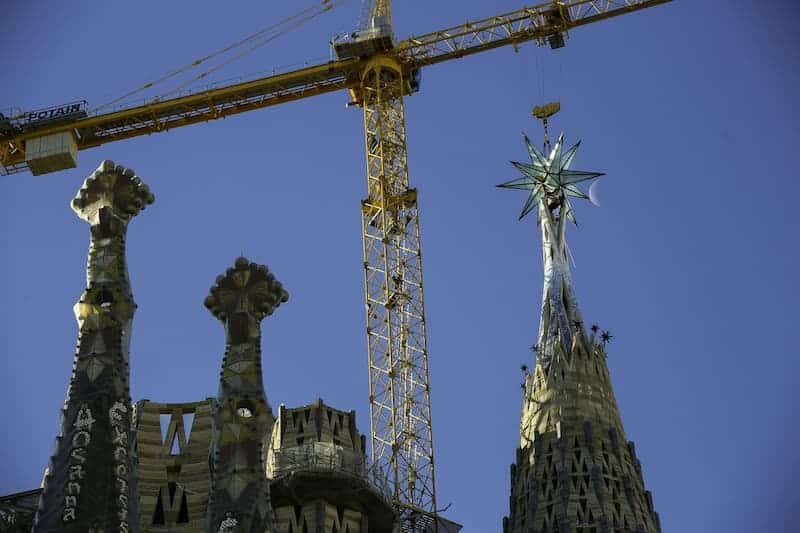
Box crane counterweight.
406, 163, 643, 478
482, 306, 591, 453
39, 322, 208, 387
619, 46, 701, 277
25, 131, 78, 176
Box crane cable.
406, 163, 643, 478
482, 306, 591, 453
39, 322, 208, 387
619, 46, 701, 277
92, 0, 341, 113
160, 0, 346, 98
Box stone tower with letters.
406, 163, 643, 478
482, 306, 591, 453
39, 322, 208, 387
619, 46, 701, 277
32, 160, 152, 533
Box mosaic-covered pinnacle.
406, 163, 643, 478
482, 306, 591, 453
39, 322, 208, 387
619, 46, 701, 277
497, 133, 604, 225
71, 160, 155, 223
204, 257, 289, 322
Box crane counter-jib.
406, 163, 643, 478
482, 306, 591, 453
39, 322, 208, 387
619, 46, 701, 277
0, 57, 366, 174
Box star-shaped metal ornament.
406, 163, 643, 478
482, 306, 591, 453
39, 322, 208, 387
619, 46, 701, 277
498, 133, 604, 224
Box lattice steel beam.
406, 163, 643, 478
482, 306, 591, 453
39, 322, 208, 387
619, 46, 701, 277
359, 56, 437, 531
397, 0, 671, 67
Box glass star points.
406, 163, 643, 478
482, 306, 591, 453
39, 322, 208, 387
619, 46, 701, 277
498, 132, 604, 224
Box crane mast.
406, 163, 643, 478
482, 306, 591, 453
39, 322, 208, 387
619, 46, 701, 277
372, 0, 391, 22
0, 1, 672, 530
354, 2, 440, 528
358, 52, 438, 532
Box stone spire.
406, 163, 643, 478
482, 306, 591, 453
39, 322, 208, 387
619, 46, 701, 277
204, 257, 288, 533
498, 135, 660, 532
34, 160, 154, 533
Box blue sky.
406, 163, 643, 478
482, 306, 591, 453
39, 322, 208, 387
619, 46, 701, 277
1, 1, 798, 531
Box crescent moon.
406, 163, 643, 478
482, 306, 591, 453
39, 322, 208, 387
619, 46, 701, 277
588, 180, 601, 207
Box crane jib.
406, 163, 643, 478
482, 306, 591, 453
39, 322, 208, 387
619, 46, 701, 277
0, 1, 672, 178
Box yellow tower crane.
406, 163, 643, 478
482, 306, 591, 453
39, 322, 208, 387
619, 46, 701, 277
0, 1, 671, 530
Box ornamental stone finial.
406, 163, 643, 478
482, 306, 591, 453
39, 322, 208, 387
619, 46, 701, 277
72, 160, 155, 225
204, 256, 289, 323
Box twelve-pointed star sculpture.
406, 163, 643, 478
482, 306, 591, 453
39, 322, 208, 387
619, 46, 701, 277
497, 132, 605, 224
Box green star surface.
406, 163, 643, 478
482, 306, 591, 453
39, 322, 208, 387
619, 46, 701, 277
498, 132, 604, 224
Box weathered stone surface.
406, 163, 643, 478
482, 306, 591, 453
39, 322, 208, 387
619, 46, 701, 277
504, 187, 660, 533
267, 400, 396, 533
205, 257, 287, 533
33, 161, 152, 533
1, 489, 41, 533
134, 400, 214, 532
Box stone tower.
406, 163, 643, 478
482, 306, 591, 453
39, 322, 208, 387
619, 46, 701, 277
266, 400, 396, 532
33, 160, 154, 532
204, 257, 288, 532
3, 161, 399, 532
499, 133, 660, 533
